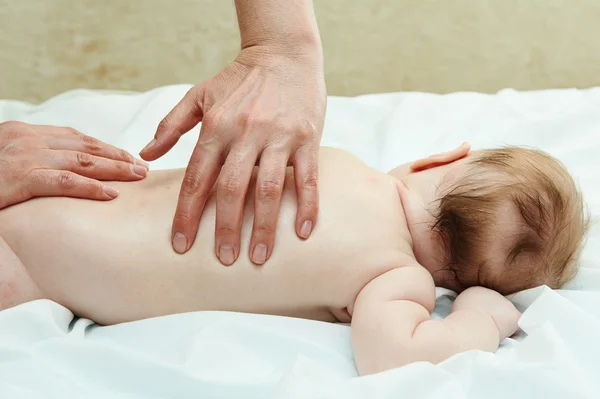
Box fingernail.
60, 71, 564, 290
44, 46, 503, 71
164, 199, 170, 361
300, 220, 313, 239
131, 164, 148, 177
141, 139, 157, 154
219, 245, 235, 266
135, 159, 150, 169
172, 232, 188, 254
104, 186, 119, 199
252, 244, 267, 265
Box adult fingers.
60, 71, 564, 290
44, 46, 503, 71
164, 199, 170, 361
292, 144, 319, 240
140, 86, 205, 161
25, 170, 120, 201
47, 134, 148, 168
43, 150, 147, 181
249, 148, 288, 265
213, 145, 258, 266
170, 137, 222, 255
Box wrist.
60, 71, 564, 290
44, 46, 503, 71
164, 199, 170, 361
235, 0, 321, 57
235, 41, 323, 71
240, 31, 322, 59
460, 308, 501, 343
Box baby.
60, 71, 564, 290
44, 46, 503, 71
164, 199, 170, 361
0, 143, 587, 375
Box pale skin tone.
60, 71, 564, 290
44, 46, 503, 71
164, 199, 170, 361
0, 121, 150, 207
0, 1, 323, 266
140, 0, 326, 266
0, 144, 520, 375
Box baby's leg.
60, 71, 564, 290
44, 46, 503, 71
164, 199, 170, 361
0, 237, 44, 310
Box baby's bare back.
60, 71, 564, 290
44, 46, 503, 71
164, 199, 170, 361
0, 148, 413, 325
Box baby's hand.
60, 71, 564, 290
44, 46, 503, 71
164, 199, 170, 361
452, 287, 521, 341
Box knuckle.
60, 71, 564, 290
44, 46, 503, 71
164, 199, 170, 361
86, 179, 104, 195
234, 110, 272, 133
227, 149, 248, 166
157, 119, 183, 140
0, 120, 25, 130
302, 173, 318, 188
294, 120, 317, 142
173, 212, 193, 228
257, 179, 282, 201
3, 132, 21, 142
113, 161, 128, 173
56, 172, 76, 190
265, 141, 289, 155
118, 149, 132, 161
81, 135, 102, 152
271, 119, 291, 136
234, 110, 253, 129
2, 142, 26, 156
181, 173, 205, 194
201, 111, 221, 131
26, 170, 45, 186
215, 225, 237, 237
196, 135, 221, 155
254, 220, 275, 236
218, 178, 243, 201
185, 86, 202, 103
76, 152, 94, 168
0, 121, 28, 138
156, 118, 173, 134
66, 127, 82, 136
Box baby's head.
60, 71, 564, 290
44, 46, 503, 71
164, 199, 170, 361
392, 144, 589, 295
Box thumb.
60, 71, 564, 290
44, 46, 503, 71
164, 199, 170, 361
140, 86, 205, 161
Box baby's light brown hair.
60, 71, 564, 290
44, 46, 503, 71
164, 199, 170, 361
432, 147, 589, 295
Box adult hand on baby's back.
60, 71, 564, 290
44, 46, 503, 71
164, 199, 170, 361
0, 121, 149, 210
140, 44, 326, 266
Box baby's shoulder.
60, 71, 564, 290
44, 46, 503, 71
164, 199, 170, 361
318, 147, 388, 184
319, 146, 366, 166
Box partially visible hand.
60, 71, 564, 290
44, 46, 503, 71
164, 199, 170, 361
453, 286, 521, 340
0, 121, 149, 210
140, 44, 326, 266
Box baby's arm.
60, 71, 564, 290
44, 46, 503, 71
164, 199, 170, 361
351, 265, 521, 375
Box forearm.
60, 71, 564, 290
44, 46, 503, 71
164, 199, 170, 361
234, 0, 321, 50
352, 300, 500, 375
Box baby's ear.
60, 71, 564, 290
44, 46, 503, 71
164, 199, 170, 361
410, 143, 471, 172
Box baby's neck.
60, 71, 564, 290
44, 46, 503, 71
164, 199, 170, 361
396, 170, 457, 288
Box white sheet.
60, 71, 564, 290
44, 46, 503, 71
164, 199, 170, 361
1, 85, 599, 398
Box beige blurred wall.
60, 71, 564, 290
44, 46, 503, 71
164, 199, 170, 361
2, 0, 600, 103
